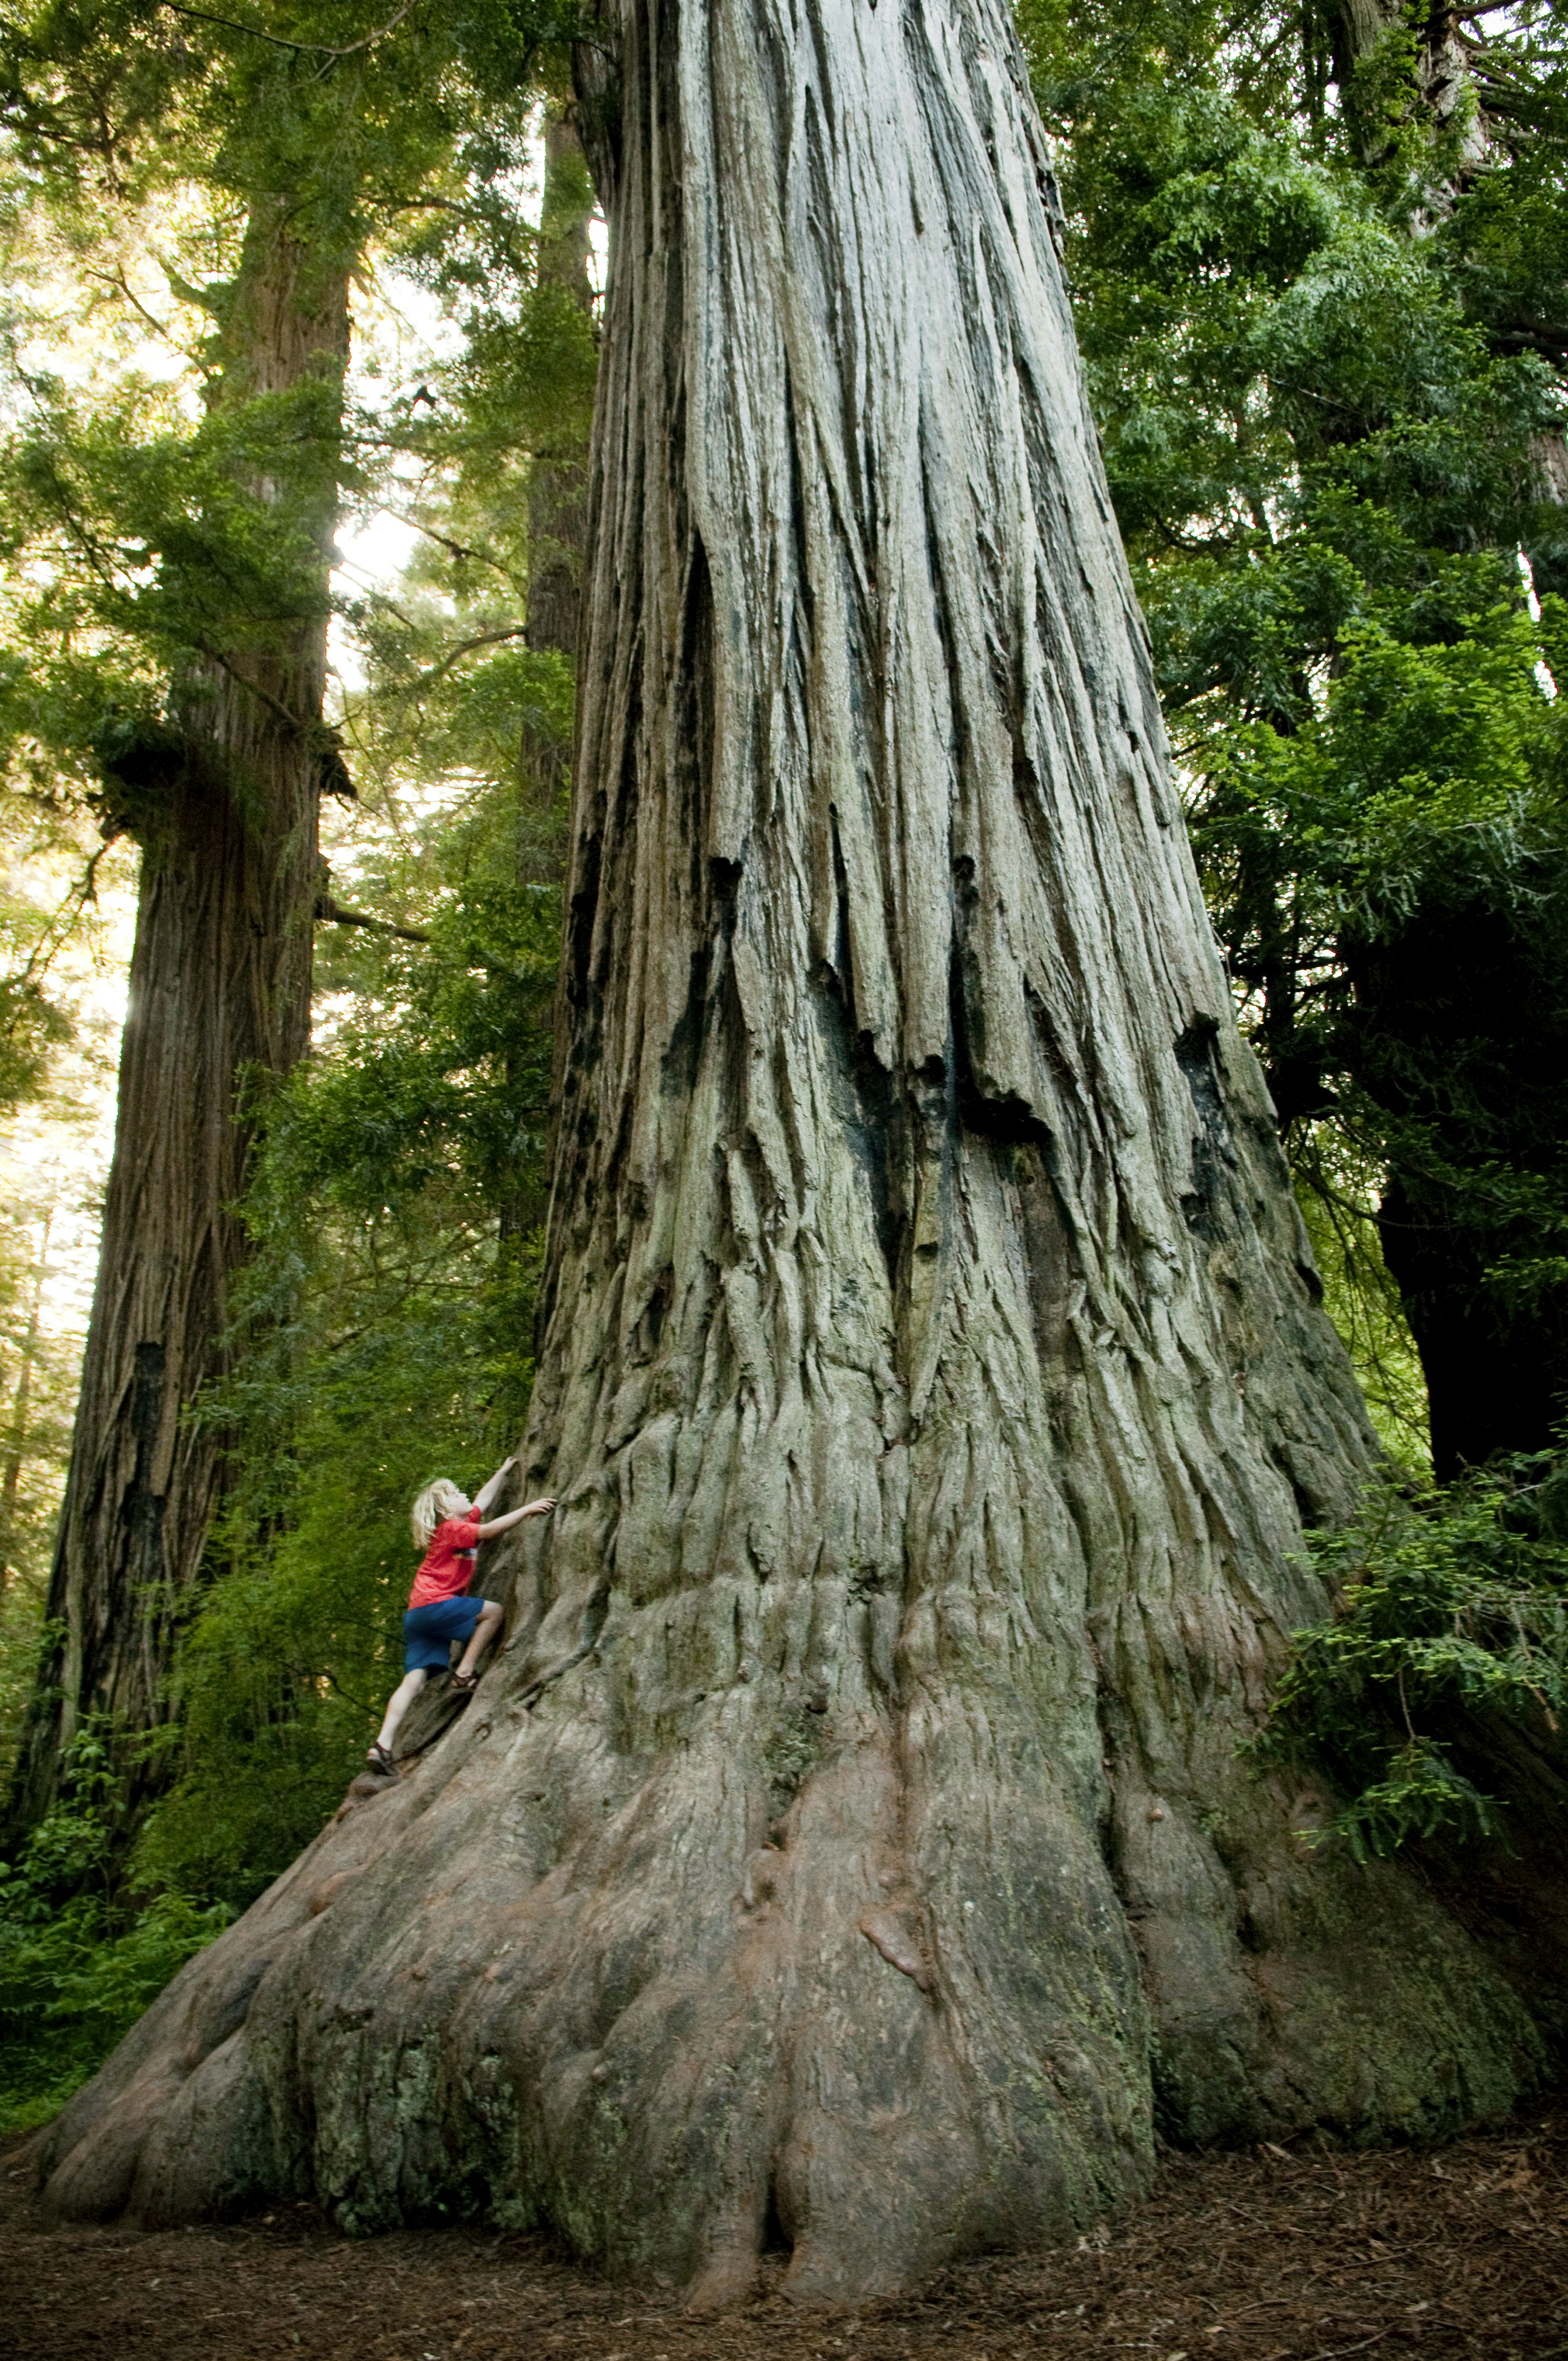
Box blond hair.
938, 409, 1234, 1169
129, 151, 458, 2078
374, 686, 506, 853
411, 1478, 469, 1550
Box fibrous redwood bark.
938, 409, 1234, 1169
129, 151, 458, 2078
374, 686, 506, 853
5, 201, 346, 1834
36, 0, 1543, 2299
1324, 0, 1489, 179
522, 110, 595, 685
506, 107, 597, 1250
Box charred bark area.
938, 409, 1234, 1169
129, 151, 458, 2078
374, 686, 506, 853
5, 205, 347, 1835
35, 0, 1545, 2300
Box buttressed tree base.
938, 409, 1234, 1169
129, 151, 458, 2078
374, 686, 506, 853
35, 0, 1546, 2305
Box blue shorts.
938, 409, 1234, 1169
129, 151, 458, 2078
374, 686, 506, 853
403, 1597, 484, 1671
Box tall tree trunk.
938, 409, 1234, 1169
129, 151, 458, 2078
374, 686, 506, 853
1324, 0, 1489, 181
36, 0, 1542, 2293
522, 110, 595, 688
4, 200, 347, 1837
504, 108, 598, 1257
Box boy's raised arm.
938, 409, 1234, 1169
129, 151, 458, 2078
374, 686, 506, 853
475, 1496, 556, 1542
471, 1454, 516, 1517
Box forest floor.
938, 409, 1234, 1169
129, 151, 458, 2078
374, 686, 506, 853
2, 2106, 1564, 2361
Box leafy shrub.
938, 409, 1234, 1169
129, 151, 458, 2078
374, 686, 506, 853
0, 1724, 230, 2132
1254, 1453, 1568, 1859
132, 868, 557, 1911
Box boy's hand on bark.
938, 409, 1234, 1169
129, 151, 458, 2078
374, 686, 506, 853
522, 1496, 556, 1517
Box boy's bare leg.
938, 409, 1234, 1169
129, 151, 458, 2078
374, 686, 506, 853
374, 1667, 428, 1756
454, 1600, 504, 1683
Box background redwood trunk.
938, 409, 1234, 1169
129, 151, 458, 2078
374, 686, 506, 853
33, 0, 1544, 2298
506, 109, 598, 1254
523, 112, 595, 684
5, 201, 347, 1835
1324, 0, 1488, 175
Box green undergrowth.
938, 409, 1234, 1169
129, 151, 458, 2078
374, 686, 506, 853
0, 1725, 232, 2133
1254, 1451, 1568, 1859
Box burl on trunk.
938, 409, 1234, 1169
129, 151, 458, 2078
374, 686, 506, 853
35, 0, 1542, 2304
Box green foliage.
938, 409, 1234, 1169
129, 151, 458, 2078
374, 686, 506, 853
0, 1723, 231, 2131
128, 60, 595, 1905
1293, 1137, 1430, 1467
0, 0, 577, 845
0, 699, 117, 1122
1254, 1454, 1568, 1858
0, 365, 352, 785
1019, 0, 1568, 1468
1188, 584, 1564, 985
0, 972, 69, 1118
137, 790, 561, 1907
0, 3, 595, 2090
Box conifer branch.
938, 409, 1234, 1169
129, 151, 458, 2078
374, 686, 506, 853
160, 0, 418, 62
314, 894, 430, 945
414, 626, 531, 690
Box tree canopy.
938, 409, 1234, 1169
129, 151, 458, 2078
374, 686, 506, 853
1019, 0, 1568, 1476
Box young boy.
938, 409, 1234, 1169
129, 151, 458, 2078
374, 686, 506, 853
367, 1455, 555, 1775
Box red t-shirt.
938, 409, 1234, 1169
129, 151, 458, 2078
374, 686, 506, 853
408, 1515, 483, 1608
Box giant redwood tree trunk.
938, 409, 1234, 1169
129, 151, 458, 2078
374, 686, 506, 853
4, 201, 347, 1835
522, 109, 596, 686
35, 0, 1544, 2297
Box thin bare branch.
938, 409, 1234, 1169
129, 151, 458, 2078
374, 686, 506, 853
159, 0, 417, 62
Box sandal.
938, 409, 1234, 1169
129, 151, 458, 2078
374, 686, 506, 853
366, 1742, 396, 1776
450, 1667, 480, 1694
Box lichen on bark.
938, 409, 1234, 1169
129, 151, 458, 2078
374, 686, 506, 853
34, 0, 1544, 2304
